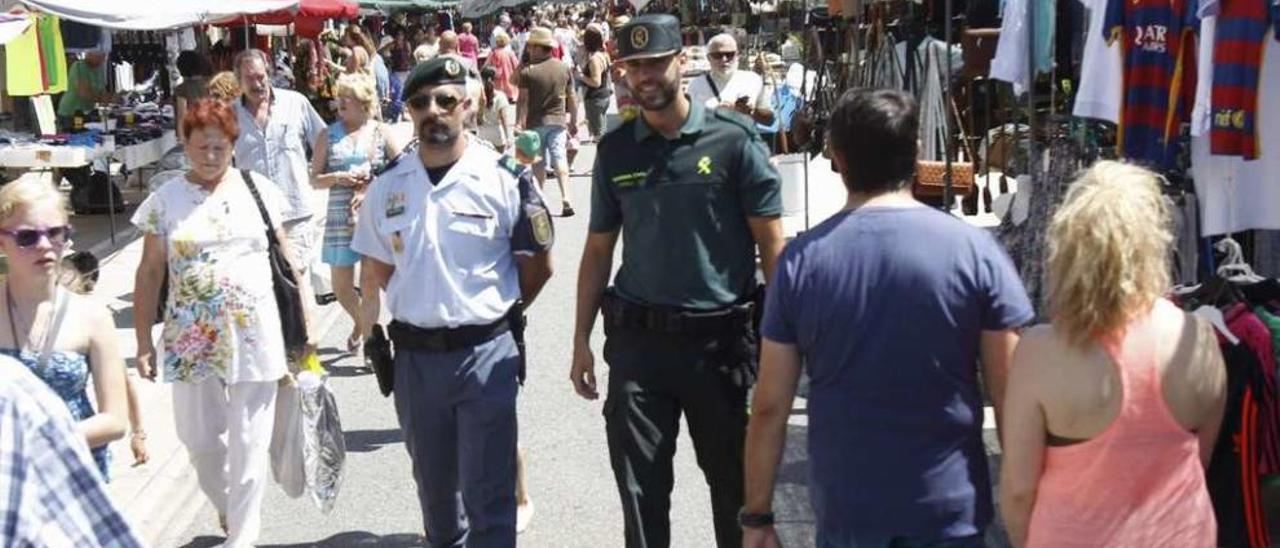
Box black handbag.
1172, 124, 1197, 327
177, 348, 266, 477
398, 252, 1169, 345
241, 169, 309, 355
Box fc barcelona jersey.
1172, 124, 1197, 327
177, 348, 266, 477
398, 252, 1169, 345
1203, 0, 1276, 159
1105, 0, 1200, 168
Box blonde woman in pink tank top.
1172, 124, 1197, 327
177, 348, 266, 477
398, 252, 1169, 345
1000, 161, 1227, 547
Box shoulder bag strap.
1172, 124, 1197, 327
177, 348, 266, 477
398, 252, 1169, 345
705, 72, 722, 102
240, 169, 282, 247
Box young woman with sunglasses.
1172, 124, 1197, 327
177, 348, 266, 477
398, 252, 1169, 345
0, 177, 128, 479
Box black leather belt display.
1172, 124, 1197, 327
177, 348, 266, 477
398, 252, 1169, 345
388, 318, 511, 353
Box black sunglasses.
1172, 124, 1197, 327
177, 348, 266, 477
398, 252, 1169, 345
406, 92, 463, 112
709, 51, 738, 61
0, 225, 74, 248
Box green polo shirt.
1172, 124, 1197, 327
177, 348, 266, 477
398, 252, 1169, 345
57, 61, 104, 118
590, 101, 782, 310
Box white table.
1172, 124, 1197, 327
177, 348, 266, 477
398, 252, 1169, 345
112, 130, 177, 172
0, 142, 105, 169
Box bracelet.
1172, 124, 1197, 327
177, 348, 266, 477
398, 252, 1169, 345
131, 430, 147, 440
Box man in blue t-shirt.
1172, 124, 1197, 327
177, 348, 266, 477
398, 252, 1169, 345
742, 88, 1035, 547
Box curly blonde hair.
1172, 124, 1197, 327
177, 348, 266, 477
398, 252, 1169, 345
206, 71, 242, 103
335, 73, 379, 117
1046, 160, 1172, 346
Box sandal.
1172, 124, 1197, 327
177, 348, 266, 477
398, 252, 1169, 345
347, 331, 363, 354
561, 203, 576, 218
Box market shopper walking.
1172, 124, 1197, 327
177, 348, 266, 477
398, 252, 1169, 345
570, 14, 785, 548
233, 49, 325, 310
309, 73, 403, 354
132, 99, 310, 548
352, 56, 554, 547
743, 88, 1033, 548
516, 27, 579, 217
685, 34, 774, 127
579, 24, 613, 141
999, 161, 1224, 547
0, 177, 129, 480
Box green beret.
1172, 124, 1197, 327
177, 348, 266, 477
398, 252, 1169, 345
616, 14, 682, 62
401, 56, 468, 101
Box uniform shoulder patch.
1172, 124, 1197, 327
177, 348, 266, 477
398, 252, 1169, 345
711, 108, 761, 138
498, 155, 524, 177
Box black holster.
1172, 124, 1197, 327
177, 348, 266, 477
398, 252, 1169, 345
506, 302, 528, 385
365, 324, 395, 397
601, 288, 759, 388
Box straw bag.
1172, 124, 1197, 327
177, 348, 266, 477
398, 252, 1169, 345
914, 94, 977, 198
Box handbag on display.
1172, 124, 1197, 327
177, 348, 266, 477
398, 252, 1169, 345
241, 169, 310, 355
914, 92, 977, 198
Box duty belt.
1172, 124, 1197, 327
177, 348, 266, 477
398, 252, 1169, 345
602, 290, 753, 334
388, 318, 510, 353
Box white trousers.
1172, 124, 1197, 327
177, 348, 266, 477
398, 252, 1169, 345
173, 378, 278, 548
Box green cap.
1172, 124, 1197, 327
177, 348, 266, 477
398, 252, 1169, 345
401, 56, 468, 101
616, 14, 682, 62
515, 130, 542, 163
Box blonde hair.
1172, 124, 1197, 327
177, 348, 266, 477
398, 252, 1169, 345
207, 71, 241, 103
1046, 160, 1172, 346
0, 176, 68, 225
335, 73, 378, 117
494, 30, 510, 47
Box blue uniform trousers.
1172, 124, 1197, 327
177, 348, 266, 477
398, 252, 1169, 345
394, 332, 520, 548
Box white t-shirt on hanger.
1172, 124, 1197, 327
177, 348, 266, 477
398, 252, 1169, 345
1191, 14, 1280, 236
1072, 0, 1122, 123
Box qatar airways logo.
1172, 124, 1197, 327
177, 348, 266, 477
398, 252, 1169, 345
1132, 24, 1170, 53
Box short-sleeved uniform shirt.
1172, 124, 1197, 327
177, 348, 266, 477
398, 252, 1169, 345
761, 206, 1035, 539
590, 100, 782, 310
351, 138, 554, 329
233, 88, 326, 222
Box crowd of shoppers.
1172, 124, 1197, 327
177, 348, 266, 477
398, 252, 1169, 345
3, 6, 1248, 548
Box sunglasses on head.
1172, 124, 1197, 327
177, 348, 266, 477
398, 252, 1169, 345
0, 225, 73, 248
406, 92, 462, 111
709, 51, 738, 61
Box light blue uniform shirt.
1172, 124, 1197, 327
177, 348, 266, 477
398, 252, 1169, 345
234, 88, 325, 222
351, 137, 553, 329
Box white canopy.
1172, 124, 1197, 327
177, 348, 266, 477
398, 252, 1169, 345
17, 0, 300, 30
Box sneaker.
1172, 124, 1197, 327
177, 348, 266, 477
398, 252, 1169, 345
517, 500, 535, 533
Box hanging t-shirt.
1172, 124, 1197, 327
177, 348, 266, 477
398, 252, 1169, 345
1073, 0, 1123, 122
1104, 0, 1199, 168
1202, 0, 1274, 159
989, 0, 1055, 94
1192, 17, 1280, 235
4, 14, 67, 97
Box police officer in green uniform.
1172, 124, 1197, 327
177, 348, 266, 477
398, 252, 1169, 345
353, 56, 554, 546
569, 14, 785, 548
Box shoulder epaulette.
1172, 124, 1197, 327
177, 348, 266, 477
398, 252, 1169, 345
376, 139, 416, 177
498, 155, 524, 178
711, 108, 760, 137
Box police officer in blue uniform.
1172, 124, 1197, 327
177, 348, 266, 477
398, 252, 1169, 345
352, 56, 554, 547
569, 14, 786, 548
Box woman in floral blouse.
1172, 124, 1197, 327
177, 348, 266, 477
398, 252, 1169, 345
131, 99, 309, 547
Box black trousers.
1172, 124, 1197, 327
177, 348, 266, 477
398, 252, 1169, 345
602, 322, 756, 548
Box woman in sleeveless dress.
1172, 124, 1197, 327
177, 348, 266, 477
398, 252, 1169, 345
310, 73, 403, 353
1000, 161, 1226, 547
0, 177, 128, 479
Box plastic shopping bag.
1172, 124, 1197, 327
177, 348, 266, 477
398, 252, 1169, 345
269, 379, 306, 498
297, 371, 346, 514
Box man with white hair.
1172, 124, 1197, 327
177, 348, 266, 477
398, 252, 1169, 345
685, 33, 775, 126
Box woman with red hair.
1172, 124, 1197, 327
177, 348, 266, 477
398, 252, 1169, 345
131, 99, 309, 547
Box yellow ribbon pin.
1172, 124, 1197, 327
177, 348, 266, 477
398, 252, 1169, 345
697, 156, 713, 175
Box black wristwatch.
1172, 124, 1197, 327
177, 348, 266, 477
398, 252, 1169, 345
738, 508, 775, 528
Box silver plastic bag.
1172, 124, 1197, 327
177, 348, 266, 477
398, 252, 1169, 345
297, 371, 346, 514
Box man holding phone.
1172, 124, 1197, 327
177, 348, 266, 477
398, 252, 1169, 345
686, 34, 775, 126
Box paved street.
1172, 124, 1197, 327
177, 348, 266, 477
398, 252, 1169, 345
165, 142, 818, 547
